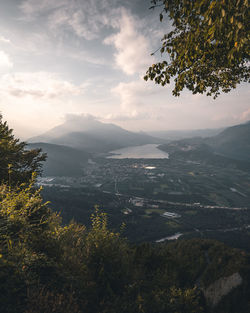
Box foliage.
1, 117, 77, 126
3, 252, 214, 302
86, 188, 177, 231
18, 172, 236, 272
0, 114, 46, 185
25, 287, 81, 313
0, 183, 207, 313
144, 0, 250, 98
0, 180, 61, 313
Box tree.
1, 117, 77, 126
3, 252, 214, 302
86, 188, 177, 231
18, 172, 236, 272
0, 114, 46, 185
144, 0, 249, 98
0, 180, 61, 313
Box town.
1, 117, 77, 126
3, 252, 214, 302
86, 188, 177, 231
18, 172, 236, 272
39, 155, 250, 249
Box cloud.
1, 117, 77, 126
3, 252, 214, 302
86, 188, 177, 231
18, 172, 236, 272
0, 36, 11, 43
68, 51, 108, 66
0, 51, 13, 70
110, 77, 250, 131
19, 0, 66, 16
49, 1, 123, 40
20, 0, 119, 40
0, 72, 87, 99
104, 111, 150, 122
64, 112, 97, 122
112, 78, 164, 113
6, 0, 249, 136
0, 72, 90, 139
51, 8, 100, 40
240, 108, 250, 121
18, 1, 156, 70
104, 9, 154, 75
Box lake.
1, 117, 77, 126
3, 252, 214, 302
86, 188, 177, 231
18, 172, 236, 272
107, 144, 169, 159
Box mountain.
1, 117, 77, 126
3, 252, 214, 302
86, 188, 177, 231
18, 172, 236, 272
28, 143, 90, 177
148, 127, 224, 141
158, 121, 250, 164
29, 115, 163, 153
206, 121, 250, 160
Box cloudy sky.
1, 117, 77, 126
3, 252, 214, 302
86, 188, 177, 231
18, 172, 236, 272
0, 0, 249, 139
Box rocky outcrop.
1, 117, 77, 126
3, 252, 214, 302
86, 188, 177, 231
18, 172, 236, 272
203, 272, 243, 307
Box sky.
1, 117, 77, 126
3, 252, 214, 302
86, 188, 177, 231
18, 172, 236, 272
0, 0, 249, 139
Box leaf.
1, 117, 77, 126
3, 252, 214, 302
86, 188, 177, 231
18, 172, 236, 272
208, 25, 216, 36
145, 0, 249, 98
237, 22, 243, 29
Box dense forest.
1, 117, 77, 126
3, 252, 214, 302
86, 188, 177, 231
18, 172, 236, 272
1, 117, 250, 313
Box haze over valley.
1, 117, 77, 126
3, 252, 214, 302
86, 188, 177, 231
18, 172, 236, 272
27, 116, 250, 250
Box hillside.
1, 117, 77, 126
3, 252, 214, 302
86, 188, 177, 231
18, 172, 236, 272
29, 115, 163, 153
148, 127, 223, 141
27, 143, 90, 177
159, 122, 250, 165
206, 121, 250, 160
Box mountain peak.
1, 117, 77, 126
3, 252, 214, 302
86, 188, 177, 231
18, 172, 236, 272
28, 114, 163, 153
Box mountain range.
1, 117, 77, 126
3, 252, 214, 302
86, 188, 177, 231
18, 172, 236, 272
206, 121, 250, 160
29, 115, 163, 153
148, 127, 223, 141
159, 121, 250, 163
29, 117, 250, 176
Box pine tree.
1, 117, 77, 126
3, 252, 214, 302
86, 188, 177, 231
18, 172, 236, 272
0, 114, 46, 186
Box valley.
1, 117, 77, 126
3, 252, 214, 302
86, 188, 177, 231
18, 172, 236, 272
39, 149, 250, 250
28, 118, 250, 251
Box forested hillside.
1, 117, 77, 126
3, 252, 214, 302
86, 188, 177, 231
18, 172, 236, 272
207, 121, 250, 161
27, 143, 90, 177
159, 121, 250, 166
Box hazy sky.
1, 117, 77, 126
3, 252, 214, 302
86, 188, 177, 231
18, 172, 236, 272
0, 0, 249, 139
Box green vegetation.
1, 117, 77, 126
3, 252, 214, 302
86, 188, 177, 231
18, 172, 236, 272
1, 117, 250, 312
0, 182, 206, 313
0, 114, 46, 186
2, 181, 250, 313
166, 220, 181, 229
145, 0, 249, 98
145, 208, 166, 214
1, 184, 250, 312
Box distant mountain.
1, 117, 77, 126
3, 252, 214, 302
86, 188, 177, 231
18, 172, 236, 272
158, 121, 250, 165
29, 115, 163, 153
28, 143, 90, 177
148, 127, 224, 141
206, 121, 250, 160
